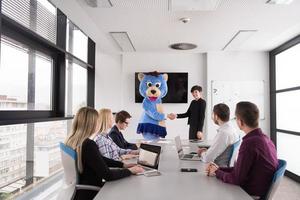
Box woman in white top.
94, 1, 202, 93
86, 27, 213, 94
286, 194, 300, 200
198, 103, 240, 167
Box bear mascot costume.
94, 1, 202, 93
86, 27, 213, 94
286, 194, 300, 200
136, 71, 168, 140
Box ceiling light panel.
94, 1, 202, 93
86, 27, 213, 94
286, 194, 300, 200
171, 0, 223, 11
85, 0, 112, 7
266, 0, 294, 5
110, 32, 136, 52
222, 30, 257, 51
108, 0, 168, 9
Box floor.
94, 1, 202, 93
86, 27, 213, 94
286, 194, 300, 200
274, 176, 300, 200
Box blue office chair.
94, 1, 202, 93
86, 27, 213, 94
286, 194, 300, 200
228, 138, 241, 167
56, 142, 101, 200
263, 159, 287, 200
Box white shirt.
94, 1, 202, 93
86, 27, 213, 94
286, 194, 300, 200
201, 121, 239, 163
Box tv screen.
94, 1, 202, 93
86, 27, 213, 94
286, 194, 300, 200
135, 72, 188, 103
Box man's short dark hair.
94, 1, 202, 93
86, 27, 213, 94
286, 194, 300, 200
115, 110, 131, 123
213, 103, 230, 122
191, 85, 202, 93
235, 101, 259, 128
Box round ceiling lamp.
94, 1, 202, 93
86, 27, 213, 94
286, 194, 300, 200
169, 43, 197, 50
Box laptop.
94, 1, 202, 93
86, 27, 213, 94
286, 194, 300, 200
175, 136, 201, 161
136, 143, 161, 175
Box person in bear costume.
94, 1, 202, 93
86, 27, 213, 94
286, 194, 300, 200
136, 71, 168, 140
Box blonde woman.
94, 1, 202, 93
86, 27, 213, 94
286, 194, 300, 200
65, 107, 143, 200
94, 108, 139, 161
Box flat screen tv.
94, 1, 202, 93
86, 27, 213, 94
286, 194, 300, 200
135, 72, 188, 103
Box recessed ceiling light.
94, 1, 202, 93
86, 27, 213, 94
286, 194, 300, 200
110, 32, 136, 52
266, 0, 294, 5
169, 43, 197, 50
222, 30, 257, 51
171, 0, 223, 11
85, 0, 113, 7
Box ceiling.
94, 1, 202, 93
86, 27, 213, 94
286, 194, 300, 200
54, 0, 300, 53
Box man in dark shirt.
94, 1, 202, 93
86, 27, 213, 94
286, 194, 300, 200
206, 101, 278, 198
109, 110, 138, 150
168, 85, 206, 140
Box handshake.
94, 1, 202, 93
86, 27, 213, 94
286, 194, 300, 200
167, 113, 177, 120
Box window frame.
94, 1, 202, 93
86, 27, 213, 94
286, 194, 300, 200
270, 34, 300, 183
0, 1, 95, 192
0, 6, 95, 125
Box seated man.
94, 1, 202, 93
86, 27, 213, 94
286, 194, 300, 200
206, 101, 278, 198
198, 103, 239, 167
109, 110, 138, 150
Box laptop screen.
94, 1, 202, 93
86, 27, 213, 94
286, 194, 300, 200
138, 143, 161, 169
138, 149, 158, 167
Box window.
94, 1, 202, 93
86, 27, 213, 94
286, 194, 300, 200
0, 124, 26, 191
0, 37, 53, 111
276, 90, 300, 132
0, 0, 95, 197
34, 121, 69, 177
0, 120, 70, 197
66, 20, 88, 62
275, 43, 300, 90
2, 0, 57, 44
277, 132, 300, 176
65, 60, 88, 116
270, 35, 300, 182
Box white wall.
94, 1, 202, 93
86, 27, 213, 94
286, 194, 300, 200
95, 51, 270, 141
95, 50, 122, 111
206, 51, 270, 139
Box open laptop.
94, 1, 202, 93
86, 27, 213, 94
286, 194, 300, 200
136, 143, 161, 175
175, 136, 201, 161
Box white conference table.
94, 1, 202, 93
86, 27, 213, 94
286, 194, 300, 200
94, 139, 252, 200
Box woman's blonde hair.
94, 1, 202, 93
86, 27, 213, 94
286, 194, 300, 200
65, 107, 99, 173
98, 108, 113, 133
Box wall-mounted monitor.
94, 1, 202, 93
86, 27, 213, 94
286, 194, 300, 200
135, 72, 188, 103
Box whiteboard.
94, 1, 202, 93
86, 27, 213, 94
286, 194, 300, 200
211, 80, 265, 119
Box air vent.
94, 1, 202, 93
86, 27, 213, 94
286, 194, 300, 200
169, 43, 197, 50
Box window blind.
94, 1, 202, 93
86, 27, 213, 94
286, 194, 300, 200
2, 0, 57, 44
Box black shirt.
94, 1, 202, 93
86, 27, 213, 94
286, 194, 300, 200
177, 98, 206, 132
74, 138, 131, 200
109, 125, 138, 150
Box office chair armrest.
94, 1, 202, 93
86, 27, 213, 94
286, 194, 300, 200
75, 184, 101, 191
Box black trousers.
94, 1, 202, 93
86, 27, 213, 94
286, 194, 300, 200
189, 125, 198, 140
